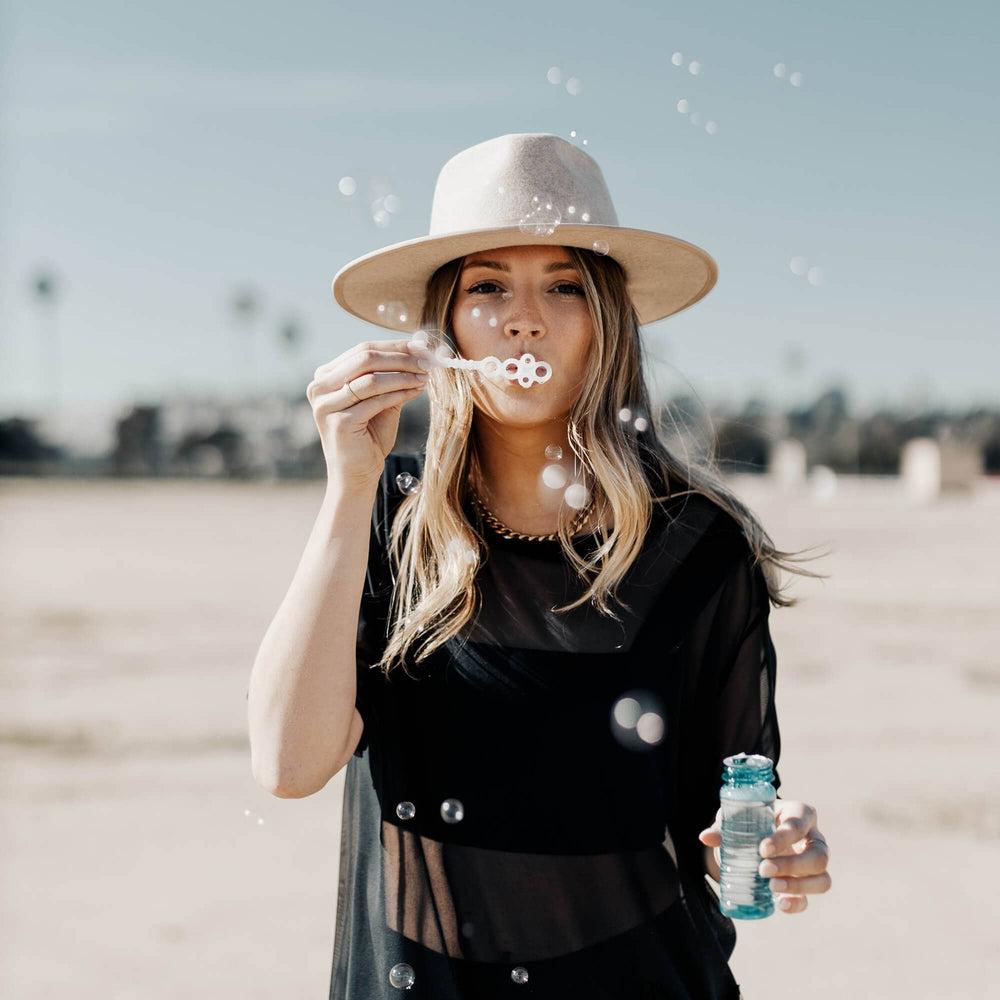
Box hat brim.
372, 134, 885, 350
331, 224, 717, 332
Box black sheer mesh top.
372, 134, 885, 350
330, 451, 782, 1000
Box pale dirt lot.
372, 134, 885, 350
1, 474, 998, 999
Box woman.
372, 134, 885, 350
248, 134, 832, 999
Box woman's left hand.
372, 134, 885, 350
698, 800, 832, 914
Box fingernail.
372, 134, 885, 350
416, 357, 432, 370
760, 861, 778, 877
779, 897, 793, 910
770, 878, 787, 891
760, 840, 774, 856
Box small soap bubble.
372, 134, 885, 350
338, 176, 357, 196
511, 967, 530, 985
519, 198, 562, 236
257, 817, 264, 826
389, 963, 415, 990
809, 465, 838, 502
396, 801, 416, 821
676, 99, 689, 113
244, 808, 251, 816
489, 316, 498, 327
570, 129, 577, 138
564, 482, 590, 510
471, 306, 481, 318
567, 205, 576, 215
379, 300, 410, 327
633, 416, 649, 432
592, 239, 610, 255
542, 463, 569, 490
582, 138, 589, 145
581, 211, 590, 222
384, 194, 402, 213
705, 121, 718, 135
372, 209, 391, 228
566, 77, 583, 95
441, 798, 465, 824
396, 472, 420, 496
789, 71, 803, 87
461, 920, 476, 937
807, 266, 824, 286
773, 62, 787, 78
544, 444, 563, 461
547, 66, 562, 85
688, 60, 701, 75
618, 406, 633, 422
611, 688, 667, 750
671, 52, 684, 66
789, 256, 808, 276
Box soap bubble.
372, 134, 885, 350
396, 472, 420, 496
544, 444, 563, 461
489, 316, 498, 327
435, 342, 457, 363
396, 801, 416, 820
384, 194, 402, 213
773, 62, 786, 78
807, 266, 824, 286
676, 99, 689, 113
618, 407, 633, 422
547, 66, 562, 85
566, 77, 583, 95
377, 300, 410, 327
789, 257, 808, 276
581, 211, 591, 222
570, 130, 577, 138
671, 52, 684, 66
705, 121, 718, 135
592, 239, 610, 255
564, 482, 590, 510
338, 176, 357, 196
809, 465, 837, 502
389, 963, 415, 989
511, 967, 530, 985
519, 196, 562, 236
471, 306, 481, 318
633, 416, 649, 432
688, 60, 701, 75
789, 71, 803, 87
567, 205, 576, 215
441, 798, 465, 823
542, 463, 569, 490
582, 138, 589, 145
611, 688, 667, 750
372, 209, 391, 228
461, 920, 475, 937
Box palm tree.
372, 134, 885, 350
31, 268, 61, 409
230, 286, 262, 398
278, 315, 306, 394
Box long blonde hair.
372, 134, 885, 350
376, 245, 828, 677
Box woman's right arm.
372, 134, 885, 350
246, 335, 434, 798
247, 480, 379, 798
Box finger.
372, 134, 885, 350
775, 894, 808, 914
311, 369, 429, 410
760, 804, 818, 857
698, 828, 721, 846
313, 344, 430, 384
759, 842, 829, 879
312, 379, 427, 420
768, 871, 833, 895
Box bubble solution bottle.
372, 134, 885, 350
718, 751, 776, 920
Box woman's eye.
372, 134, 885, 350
466, 282, 583, 296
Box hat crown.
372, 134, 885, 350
428, 133, 620, 236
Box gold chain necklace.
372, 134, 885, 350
468, 487, 596, 542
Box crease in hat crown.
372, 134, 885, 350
429, 133, 619, 235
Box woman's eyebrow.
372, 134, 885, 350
461, 260, 578, 274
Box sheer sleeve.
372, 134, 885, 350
352, 462, 394, 759
682, 548, 783, 871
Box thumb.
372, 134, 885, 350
698, 825, 722, 847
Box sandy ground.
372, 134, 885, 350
1, 473, 998, 999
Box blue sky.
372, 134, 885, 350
1, 0, 998, 421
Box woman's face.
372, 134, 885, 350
450, 244, 594, 424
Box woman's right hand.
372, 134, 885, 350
306, 338, 432, 495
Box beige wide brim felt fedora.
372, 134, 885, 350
331, 132, 718, 333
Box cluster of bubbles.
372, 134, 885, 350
568, 129, 589, 147
539, 443, 592, 514
773, 63, 804, 87
618, 406, 650, 434
671, 51, 701, 75
789, 256, 824, 287
514, 193, 609, 258
546, 66, 582, 95
337, 175, 403, 228
675, 99, 718, 135
611, 689, 667, 749
243, 808, 264, 827
377, 300, 411, 327
394, 797, 466, 824
388, 961, 529, 990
